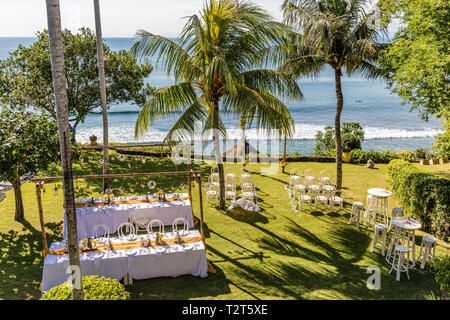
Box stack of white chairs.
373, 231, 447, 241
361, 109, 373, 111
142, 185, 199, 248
130, 209, 150, 234
329, 190, 345, 210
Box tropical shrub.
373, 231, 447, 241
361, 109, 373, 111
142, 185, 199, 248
40, 276, 130, 300
432, 131, 450, 158
387, 160, 450, 240
434, 254, 450, 300
314, 122, 364, 155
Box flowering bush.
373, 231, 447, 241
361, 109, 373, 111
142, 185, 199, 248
40, 276, 130, 300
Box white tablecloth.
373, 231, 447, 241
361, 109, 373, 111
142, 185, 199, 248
42, 230, 207, 293
63, 194, 194, 239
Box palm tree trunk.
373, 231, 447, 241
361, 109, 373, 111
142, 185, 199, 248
334, 68, 343, 191
46, 0, 84, 300
93, 0, 111, 191
212, 102, 225, 210
12, 170, 24, 221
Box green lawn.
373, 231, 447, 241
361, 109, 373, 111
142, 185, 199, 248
0, 154, 449, 300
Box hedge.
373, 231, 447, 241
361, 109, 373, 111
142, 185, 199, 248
351, 149, 417, 164
387, 160, 450, 241
40, 276, 130, 300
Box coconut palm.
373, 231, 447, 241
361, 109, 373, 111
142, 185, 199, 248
131, 0, 301, 209
45, 0, 84, 299
281, 0, 387, 190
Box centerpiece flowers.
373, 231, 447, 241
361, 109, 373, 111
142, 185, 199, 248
155, 189, 166, 202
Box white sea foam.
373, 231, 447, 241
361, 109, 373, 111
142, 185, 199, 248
75, 123, 440, 144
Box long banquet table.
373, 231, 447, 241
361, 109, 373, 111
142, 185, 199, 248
62, 194, 194, 239
42, 230, 207, 293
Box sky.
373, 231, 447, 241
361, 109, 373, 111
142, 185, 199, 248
0, 0, 284, 38
0, 0, 398, 38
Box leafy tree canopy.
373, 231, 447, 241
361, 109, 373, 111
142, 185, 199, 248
0, 106, 60, 182
315, 122, 365, 155
379, 0, 450, 124
0, 28, 154, 128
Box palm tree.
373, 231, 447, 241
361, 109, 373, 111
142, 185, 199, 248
281, 0, 386, 190
131, 0, 301, 209
93, 0, 111, 191
45, 0, 84, 299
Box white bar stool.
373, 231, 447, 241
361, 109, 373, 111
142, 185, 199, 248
389, 245, 410, 281
349, 202, 364, 228
389, 207, 403, 231
371, 224, 388, 256
364, 195, 374, 225
418, 236, 436, 269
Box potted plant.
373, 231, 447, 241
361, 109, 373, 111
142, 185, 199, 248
341, 134, 360, 163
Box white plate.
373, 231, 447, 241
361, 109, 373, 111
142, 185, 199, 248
93, 252, 104, 258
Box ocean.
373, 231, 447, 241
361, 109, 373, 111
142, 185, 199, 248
0, 37, 441, 155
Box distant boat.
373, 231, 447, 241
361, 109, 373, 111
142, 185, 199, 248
355, 100, 362, 102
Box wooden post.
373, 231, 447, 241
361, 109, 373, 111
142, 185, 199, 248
196, 173, 215, 273
197, 174, 204, 241
35, 182, 49, 257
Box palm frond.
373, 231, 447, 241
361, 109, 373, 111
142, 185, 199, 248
134, 82, 197, 139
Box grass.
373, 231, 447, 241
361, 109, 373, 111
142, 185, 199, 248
0, 152, 449, 300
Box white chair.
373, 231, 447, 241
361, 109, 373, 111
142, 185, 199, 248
225, 184, 237, 202
349, 202, 364, 228
364, 195, 374, 225
208, 175, 220, 188
210, 166, 219, 182
371, 223, 388, 256
130, 209, 150, 234
225, 167, 236, 180
418, 236, 436, 269
303, 169, 316, 185
318, 169, 332, 185
240, 168, 252, 186
329, 190, 344, 210
290, 168, 302, 190
322, 183, 336, 193
172, 217, 189, 236
298, 189, 313, 209
242, 184, 256, 203
292, 177, 307, 199
117, 222, 136, 238
147, 219, 165, 236
225, 173, 236, 189
314, 189, 329, 209
92, 224, 110, 239
389, 245, 410, 281
206, 183, 219, 203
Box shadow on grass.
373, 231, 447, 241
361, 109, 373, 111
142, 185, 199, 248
0, 220, 62, 300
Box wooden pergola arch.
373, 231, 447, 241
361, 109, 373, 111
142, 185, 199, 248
31, 170, 209, 266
